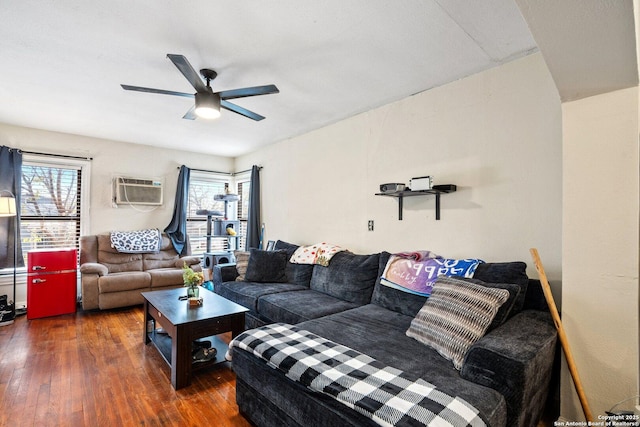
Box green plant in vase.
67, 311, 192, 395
182, 263, 204, 298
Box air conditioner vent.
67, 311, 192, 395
114, 176, 163, 206
119, 178, 158, 186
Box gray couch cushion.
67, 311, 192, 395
309, 251, 380, 304
245, 249, 289, 283
257, 290, 360, 324
373, 253, 529, 320
274, 240, 314, 287
292, 304, 507, 426
461, 310, 557, 427
215, 281, 307, 312
458, 277, 522, 331
473, 262, 528, 315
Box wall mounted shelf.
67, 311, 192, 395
375, 185, 457, 220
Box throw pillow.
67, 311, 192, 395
244, 249, 288, 283
372, 252, 431, 317
234, 251, 250, 281
448, 276, 520, 331
381, 256, 484, 297
274, 240, 315, 287
473, 262, 528, 315
406, 276, 509, 370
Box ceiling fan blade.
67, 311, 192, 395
167, 54, 207, 92
121, 84, 194, 98
218, 85, 279, 100
182, 105, 197, 120
221, 100, 265, 121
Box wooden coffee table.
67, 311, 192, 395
142, 287, 248, 390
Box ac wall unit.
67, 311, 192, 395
114, 177, 163, 205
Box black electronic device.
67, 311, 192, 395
379, 183, 406, 193
432, 184, 457, 192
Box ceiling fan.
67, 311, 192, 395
121, 54, 279, 121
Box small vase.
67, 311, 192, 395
187, 284, 199, 298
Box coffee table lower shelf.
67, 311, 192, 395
142, 288, 248, 389
147, 331, 230, 371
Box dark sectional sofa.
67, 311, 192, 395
213, 240, 558, 427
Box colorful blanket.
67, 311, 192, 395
110, 228, 161, 253
230, 323, 486, 427
381, 252, 483, 297
289, 242, 345, 267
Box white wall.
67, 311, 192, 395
0, 123, 233, 234
237, 53, 563, 283
561, 87, 639, 420
0, 122, 233, 306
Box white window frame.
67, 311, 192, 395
186, 171, 233, 256
235, 171, 251, 251
19, 155, 91, 265
0, 154, 90, 278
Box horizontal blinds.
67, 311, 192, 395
187, 173, 230, 255
237, 180, 250, 250
20, 163, 83, 265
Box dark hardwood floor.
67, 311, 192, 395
0, 306, 252, 427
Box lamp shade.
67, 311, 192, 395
195, 92, 221, 119
0, 196, 16, 217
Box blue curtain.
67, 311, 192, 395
0, 146, 24, 269
164, 165, 190, 255
246, 165, 261, 249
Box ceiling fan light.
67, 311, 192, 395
195, 92, 221, 119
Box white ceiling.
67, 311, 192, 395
516, 0, 638, 102
1, 1, 540, 157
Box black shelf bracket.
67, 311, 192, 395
375, 185, 456, 221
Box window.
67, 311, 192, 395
186, 171, 252, 255
19, 156, 90, 267
186, 172, 231, 255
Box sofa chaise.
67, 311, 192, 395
80, 231, 201, 310
213, 240, 558, 427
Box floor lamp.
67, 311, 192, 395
0, 194, 16, 326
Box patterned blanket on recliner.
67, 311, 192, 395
230, 323, 486, 427
110, 228, 161, 254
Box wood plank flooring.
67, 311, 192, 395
0, 306, 251, 427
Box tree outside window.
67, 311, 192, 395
20, 162, 83, 266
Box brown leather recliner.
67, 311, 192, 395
80, 232, 201, 310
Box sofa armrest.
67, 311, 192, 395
80, 262, 108, 276
460, 310, 557, 427
176, 256, 201, 268
213, 264, 239, 286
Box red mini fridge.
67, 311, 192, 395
27, 248, 77, 319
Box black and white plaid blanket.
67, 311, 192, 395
230, 323, 486, 427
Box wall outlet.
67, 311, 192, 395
368, 220, 374, 231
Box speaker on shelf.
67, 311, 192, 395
202, 251, 236, 269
